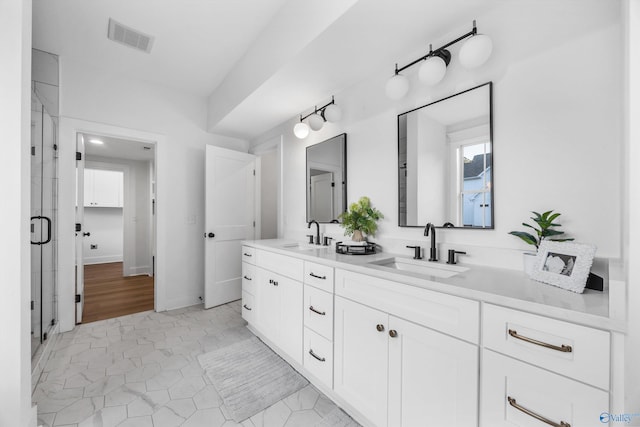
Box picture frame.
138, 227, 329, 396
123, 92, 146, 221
530, 241, 597, 293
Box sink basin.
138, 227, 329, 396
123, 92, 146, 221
367, 257, 468, 279
280, 242, 321, 251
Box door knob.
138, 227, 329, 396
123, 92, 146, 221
389, 330, 398, 338
83, 232, 91, 237
376, 324, 385, 332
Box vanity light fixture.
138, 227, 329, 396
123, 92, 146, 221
385, 20, 492, 99
293, 96, 342, 139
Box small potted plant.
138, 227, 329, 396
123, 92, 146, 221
338, 196, 384, 243
509, 210, 573, 274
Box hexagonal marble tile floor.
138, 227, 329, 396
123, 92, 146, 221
34, 301, 358, 427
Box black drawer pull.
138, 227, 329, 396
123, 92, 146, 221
243, 304, 252, 311
243, 253, 252, 257
309, 349, 326, 362
243, 275, 252, 281
309, 272, 326, 280
309, 306, 326, 316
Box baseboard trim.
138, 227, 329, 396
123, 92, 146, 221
84, 255, 123, 264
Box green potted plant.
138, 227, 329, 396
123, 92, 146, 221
338, 196, 384, 242
509, 210, 573, 274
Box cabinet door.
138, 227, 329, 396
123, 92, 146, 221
278, 274, 303, 365
85, 169, 123, 207
388, 316, 478, 427
84, 169, 94, 206
481, 349, 608, 427
334, 296, 389, 427
255, 267, 279, 344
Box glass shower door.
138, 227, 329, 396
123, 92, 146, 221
31, 91, 58, 358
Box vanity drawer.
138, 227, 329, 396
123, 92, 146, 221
304, 285, 334, 340
242, 262, 256, 295
304, 261, 334, 292
335, 269, 479, 343
241, 291, 255, 323
481, 349, 608, 427
483, 304, 610, 390
304, 327, 333, 389
241, 245, 255, 264
256, 249, 303, 282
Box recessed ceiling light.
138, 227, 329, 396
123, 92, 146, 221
89, 139, 104, 145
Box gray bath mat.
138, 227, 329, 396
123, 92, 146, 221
198, 336, 308, 422
315, 407, 361, 427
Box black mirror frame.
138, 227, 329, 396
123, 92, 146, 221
397, 82, 494, 229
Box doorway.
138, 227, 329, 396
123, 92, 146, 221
76, 133, 156, 323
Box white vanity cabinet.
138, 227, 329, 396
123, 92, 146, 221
303, 261, 335, 388
334, 269, 479, 427
241, 247, 256, 323
252, 249, 304, 365
480, 304, 610, 427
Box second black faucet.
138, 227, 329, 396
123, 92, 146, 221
424, 222, 437, 262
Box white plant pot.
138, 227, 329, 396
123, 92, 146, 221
523, 252, 538, 276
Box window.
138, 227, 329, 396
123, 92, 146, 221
457, 141, 491, 227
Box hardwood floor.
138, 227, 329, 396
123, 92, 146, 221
82, 262, 154, 324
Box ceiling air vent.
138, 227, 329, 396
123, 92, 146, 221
107, 18, 154, 54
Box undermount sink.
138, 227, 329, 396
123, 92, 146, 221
280, 242, 321, 251
367, 257, 468, 279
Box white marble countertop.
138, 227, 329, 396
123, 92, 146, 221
243, 239, 625, 332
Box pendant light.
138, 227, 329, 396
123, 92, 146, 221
459, 33, 493, 68
385, 68, 410, 100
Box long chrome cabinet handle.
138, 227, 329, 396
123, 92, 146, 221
243, 304, 252, 311
309, 349, 326, 362
243, 275, 252, 281
309, 272, 326, 280
508, 329, 572, 353
508, 396, 571, 427
309, 306, 326, 316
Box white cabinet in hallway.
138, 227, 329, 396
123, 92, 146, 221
84, 168, 123, 207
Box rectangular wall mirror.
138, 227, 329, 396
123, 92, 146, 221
306, 133, 347, 223
398, 82, 493, 228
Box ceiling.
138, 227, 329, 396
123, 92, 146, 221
32, 0, 618, 141
83, 133, 155, 161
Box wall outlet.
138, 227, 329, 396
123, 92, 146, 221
90, 244, 98, 250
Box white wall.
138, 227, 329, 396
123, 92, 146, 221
57, 59, 249, 331
623, 0, 640, 416
251, 2, 623, 269
83, 208, 124, 264
0, 0, 35, 425
260, 149, 278, 239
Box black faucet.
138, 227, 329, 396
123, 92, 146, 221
424, 222, 437, 262
308, 220, 320, 245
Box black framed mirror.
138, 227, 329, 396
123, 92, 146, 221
306, 133, 347, 223
398, 82, 493, 228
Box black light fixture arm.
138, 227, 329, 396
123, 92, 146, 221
394, 20, 478, 75
299, 96, 336, 122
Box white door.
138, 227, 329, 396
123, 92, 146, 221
75, 133, 85, 323
388, 316, 478, 427
334, 296, 389, 427
205, 146, 256, 308
309, 172, 333, 222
